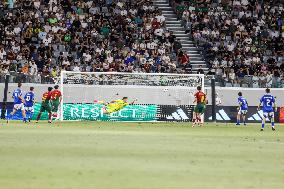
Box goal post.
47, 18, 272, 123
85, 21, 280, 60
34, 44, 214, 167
60, 71, 64, 121
60, 71, 205, 122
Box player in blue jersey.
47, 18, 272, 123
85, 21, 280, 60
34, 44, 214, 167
24, 87, 35, 122
7, 83, 27, 123
257, 88, 277, 131
236, 92, 248, 126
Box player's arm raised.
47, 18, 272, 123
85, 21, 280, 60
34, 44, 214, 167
129, 98, 138, 105
94, 100, 108, 106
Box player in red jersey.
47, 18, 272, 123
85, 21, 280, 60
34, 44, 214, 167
192, 86, 207, 127
36, 87, 53, 123
50, 85, 62, 118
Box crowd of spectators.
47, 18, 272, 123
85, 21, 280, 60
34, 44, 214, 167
172, 0, 284, 87
1, 0, 283, 88
0, 0, 193, 83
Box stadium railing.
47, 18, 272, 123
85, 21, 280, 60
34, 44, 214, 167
0, 73, 283, 88
0, 72, 58, 84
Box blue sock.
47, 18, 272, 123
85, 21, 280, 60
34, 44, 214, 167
27, 111, 32, 119
272, 122, 275, 127
237, 119, 240, 124
261, 123, 265, 129
23, 117, 27, 122
7, 114, 12, 120
25, 111, 29, 119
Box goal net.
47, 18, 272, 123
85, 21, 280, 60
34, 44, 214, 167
60, 71, 204, 122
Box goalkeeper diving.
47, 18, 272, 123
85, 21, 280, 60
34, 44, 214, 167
95, 97, 137, 114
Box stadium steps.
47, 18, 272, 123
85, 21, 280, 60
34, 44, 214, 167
153, 0, 208, 73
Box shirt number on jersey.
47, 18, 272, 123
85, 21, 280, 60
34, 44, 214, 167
26, 96, 30, 101
266, 99, 271, 107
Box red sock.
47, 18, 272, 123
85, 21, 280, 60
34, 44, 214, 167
37, 113, 41, 121
48, 113, 52, 121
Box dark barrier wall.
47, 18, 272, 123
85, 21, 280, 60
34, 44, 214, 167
205, 105, 280, 123
157, 105, 194, 122
3, 102, 281, 123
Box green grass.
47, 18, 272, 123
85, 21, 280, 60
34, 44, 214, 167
0, 121, 284, 189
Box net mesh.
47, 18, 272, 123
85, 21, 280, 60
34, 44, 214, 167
60, 72, 204, 121
62, 72, 204, 87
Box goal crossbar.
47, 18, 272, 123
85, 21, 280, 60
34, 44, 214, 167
61, 71, 205, 77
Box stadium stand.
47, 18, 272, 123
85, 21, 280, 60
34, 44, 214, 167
166, 0, 284, 87
0, 0, 283, 88
0, 0, 198, 83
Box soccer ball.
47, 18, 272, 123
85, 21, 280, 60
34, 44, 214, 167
163, 88, 169, 92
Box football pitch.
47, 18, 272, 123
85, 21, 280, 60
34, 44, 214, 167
0, 121, 284, 189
